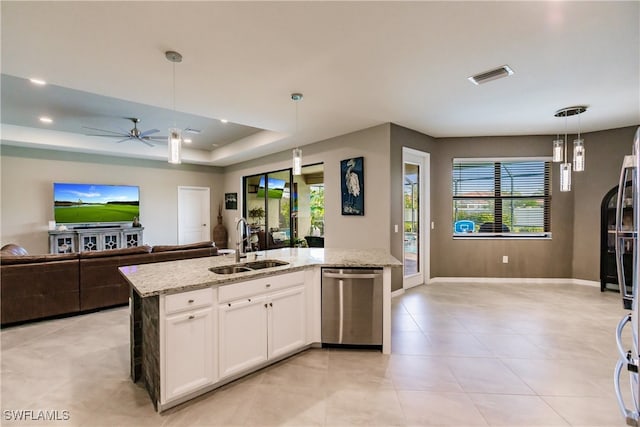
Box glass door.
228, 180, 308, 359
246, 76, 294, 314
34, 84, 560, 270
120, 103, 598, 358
243, 164, 324, 250
403, 148, 429, 289
243, 169, 293, 250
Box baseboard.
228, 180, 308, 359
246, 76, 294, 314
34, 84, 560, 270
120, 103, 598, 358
391, 288, 405, 298
428, 277, 600, 287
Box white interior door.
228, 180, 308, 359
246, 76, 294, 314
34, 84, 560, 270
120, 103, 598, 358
403, 148, 430, 289
178, 186, 210, 244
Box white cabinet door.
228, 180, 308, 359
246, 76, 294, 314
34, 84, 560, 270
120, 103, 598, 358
164, 307, 215, 402
268, 285, 306, 359
218, 295, 268, 378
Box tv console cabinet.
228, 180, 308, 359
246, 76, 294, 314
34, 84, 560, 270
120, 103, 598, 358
49, 226, 144, 254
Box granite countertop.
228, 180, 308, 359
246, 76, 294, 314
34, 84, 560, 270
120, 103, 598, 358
120, 247, 402, 298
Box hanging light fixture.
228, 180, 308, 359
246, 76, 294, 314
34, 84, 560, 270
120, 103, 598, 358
552, 135, 564, 163
553, 105, 588, 192
291, 93, 303, 175
573, 111, 585, 172
166, 50, 183, 164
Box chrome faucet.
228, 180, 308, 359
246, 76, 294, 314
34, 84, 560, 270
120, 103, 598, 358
235, 217, 250, 262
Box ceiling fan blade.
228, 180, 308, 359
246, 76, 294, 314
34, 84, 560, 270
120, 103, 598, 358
82, 126, 129, 137
146, 136, 168, 141
115, 137, 132, 144
86, 133, 131, 138
138, 128, 160, 137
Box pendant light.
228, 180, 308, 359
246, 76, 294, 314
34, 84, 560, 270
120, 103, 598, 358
552, 135, 564, 162
291, 93, 303, 175
553, 105, 588, 192
166, 51, 183, 164
560, 111, 572, 192
573, 111, 585, 172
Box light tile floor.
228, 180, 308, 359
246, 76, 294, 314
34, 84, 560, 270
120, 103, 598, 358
0, 282, 632, 426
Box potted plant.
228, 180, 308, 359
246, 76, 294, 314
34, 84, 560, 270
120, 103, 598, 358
248, 207, 265, 225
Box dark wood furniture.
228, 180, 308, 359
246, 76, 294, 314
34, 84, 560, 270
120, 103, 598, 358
600, 182, 633, 293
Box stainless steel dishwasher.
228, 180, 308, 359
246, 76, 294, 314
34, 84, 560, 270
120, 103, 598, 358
321, 268, 383, 347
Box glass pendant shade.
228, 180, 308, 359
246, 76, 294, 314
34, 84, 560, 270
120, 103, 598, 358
573, 138, 585, 172
168, 128, 182, 164
552, 139, 564, 162
292, 148, 302, 175
560, 162, 572, 192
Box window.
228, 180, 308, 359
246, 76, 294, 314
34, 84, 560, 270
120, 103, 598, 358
452, 158, 551, 238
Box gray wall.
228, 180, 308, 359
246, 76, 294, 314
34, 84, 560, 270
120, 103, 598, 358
407, 125, 638, 281
0, 146, 223, 253
429, 134, 575, 278
223, 124, 391, 251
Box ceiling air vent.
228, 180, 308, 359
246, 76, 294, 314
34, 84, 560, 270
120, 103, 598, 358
468, 65, 514, 85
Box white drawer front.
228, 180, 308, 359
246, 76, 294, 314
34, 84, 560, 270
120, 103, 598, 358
218, 271, 305, 303
165, 287, 214, 314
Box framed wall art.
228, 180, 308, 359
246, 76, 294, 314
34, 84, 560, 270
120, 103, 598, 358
341, 156, 364, 216
224, 192, 238, 210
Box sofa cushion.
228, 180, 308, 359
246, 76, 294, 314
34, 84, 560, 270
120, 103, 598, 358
151, 241, 214, 253
1, 253, 79, 265
79, 245, 152, 259
1, 243, 29, 256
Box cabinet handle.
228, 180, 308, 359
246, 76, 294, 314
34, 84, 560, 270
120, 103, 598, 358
188, 315, 195, 320
248, 298, 251, 302
269, 302, 273, 307
228, 303, 231, 307
266, 284, 271, 288
188, 299, 194, 303
264, 303, 268, 308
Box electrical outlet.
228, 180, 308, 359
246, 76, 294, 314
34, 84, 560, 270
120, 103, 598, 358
394, 224, 398, 233
502, 255, 509, 264
431, 222, 435, 230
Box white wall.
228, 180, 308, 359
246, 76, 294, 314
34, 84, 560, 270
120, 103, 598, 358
1, 147, 223, 253
222, 124, 391, 250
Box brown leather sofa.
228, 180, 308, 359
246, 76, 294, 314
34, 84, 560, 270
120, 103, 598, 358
1, 249, 80, 325
1, 241, 219, 325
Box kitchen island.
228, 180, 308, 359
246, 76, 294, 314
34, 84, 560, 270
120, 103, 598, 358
120, 247, 401, 411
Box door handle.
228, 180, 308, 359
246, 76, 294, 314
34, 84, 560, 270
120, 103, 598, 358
323, 272, 381, 279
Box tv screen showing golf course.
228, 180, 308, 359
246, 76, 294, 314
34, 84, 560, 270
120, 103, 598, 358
53, 183, 139, 224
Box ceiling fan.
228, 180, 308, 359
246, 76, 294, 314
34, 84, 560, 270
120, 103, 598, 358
84, 118, 166, 147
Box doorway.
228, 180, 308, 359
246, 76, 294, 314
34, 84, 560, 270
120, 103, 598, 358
178, 186, 211, 244
403, 148, 430, 289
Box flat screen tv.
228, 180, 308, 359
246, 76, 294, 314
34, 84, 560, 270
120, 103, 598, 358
53, 183, 140, 225
257, 176, 287, 199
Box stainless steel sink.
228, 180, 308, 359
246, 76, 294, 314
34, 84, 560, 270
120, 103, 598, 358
244, 259, 289, 270
209, 259, 289, 275
209, 265, 254, 275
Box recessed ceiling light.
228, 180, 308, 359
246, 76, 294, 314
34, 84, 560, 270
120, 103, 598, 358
39, 116, 53, 124
29, 78, 47, 86
220, 119, 228, 124
183, 138, 192, 144
212, 143, 219, 147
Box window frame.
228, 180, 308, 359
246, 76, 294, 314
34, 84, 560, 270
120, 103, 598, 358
452, 156, 552, 240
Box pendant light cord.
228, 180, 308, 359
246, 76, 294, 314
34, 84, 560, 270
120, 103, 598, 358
564, 111, 568, 163
172, 61, 176, 127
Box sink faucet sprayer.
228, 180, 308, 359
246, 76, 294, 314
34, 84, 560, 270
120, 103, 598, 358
235, 217, 251, 262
